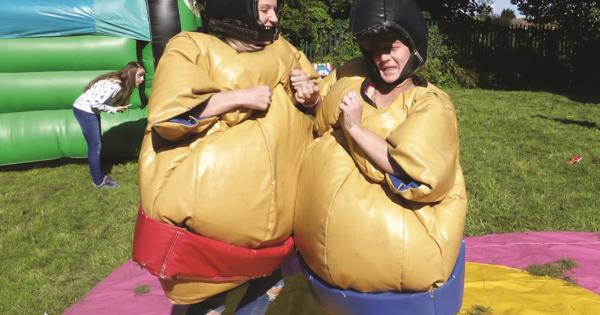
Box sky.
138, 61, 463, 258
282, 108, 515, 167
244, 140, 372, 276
491, 0, 524, 18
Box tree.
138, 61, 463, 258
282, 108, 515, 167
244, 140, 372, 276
324, 0, 353, 19
511, 0, 600, 89
281, 0, 333, 44
510, 0, 600, 40
417, 0, 489, 23
500, 8, 516, 20
475, 0, 494, 19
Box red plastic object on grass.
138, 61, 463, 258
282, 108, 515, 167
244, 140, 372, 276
568, 154, 583, 164
132, 207, 294, 282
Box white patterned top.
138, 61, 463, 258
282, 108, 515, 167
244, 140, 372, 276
73, 79, 122, 114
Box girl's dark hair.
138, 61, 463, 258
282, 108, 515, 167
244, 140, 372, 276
84, 61, 144, 106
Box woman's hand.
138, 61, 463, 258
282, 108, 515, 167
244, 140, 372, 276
339, 91, 363, 131
290, 69, 320, 108
115, 104, 131, 112
238, 85, 272, 111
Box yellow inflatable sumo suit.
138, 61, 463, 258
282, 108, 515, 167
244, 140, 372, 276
138, 32, 317, 304
295, 59, 467, 292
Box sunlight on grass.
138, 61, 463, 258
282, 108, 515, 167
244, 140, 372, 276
0, 160, 139, 314
451, 89, 600, 236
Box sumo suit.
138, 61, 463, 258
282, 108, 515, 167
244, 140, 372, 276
294, 0, 467, 293
135, 29, 317, 304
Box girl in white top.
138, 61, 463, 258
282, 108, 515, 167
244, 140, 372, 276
72, 61, 145, 188
73, 79, 128, 114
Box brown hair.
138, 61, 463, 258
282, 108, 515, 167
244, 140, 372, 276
84, 61, 144, 106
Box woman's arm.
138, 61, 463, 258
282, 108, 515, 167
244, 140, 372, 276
194, 85, 272, 118
386, 91, 460, 202
339, 91, 396, 175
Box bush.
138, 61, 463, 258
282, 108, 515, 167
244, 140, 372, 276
293, 19, 361, 68
418, 25, 476, 88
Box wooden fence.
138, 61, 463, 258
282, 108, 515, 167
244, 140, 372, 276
446, 20, 581, 59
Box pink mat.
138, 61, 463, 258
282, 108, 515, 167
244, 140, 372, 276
65, 232, 600, 314
64, 255, 302, 315
63, 262, 181, 315
466, 231, 600, 295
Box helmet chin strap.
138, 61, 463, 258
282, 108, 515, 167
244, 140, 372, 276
208, 19, 279, 44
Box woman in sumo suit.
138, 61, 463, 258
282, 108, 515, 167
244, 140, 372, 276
133, 0, 320, 314
294, 0, 467, 303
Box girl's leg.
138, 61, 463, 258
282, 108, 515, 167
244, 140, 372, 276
235, 270, 284, 315
73, 108, 104, 185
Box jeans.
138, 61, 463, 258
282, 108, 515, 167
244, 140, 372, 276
73, 108, 104, 185
187, 270, 284, 315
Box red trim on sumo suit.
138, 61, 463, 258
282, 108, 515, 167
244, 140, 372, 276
132, 207, 294, 282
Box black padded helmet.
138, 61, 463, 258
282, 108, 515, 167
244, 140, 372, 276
349, 0, 427, 85
202, 0, 283, 43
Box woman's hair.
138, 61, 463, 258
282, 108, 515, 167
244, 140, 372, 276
84, 61, 144, 106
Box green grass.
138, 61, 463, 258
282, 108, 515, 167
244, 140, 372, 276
453, 89, 600, 235
1, 89, 599, 314
465, 304, 493, 315
526, 259, 578, 283
0, 160, 139, 314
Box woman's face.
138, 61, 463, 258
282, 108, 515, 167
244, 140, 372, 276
135, 68, 145, 87
257, 0, 278, 28
370, 40, 411, 84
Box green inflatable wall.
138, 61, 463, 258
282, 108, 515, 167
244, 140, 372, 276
0, 35, 147, 166
0, 0, 201, 166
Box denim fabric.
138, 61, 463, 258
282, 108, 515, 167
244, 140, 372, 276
187, 270, 283, 315
73, 108, 104, 185
236, 272, 284, 315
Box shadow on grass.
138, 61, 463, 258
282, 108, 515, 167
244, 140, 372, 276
0, 158, 87, 172
533, 115, 600, 131
0, 157, 136, 173
558, 92, 600, 105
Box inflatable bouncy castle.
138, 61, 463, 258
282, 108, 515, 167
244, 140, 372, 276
0, 0, 200, 166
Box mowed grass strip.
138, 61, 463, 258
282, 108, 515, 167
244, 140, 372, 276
0, 89, 599, 314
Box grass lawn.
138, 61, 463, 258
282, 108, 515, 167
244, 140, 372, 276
0, 89, 599, 314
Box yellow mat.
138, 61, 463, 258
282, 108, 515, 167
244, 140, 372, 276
461, 263, 600, 314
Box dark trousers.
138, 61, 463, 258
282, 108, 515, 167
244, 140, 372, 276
73, 108, 104, 185
187, 270, 284, 315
